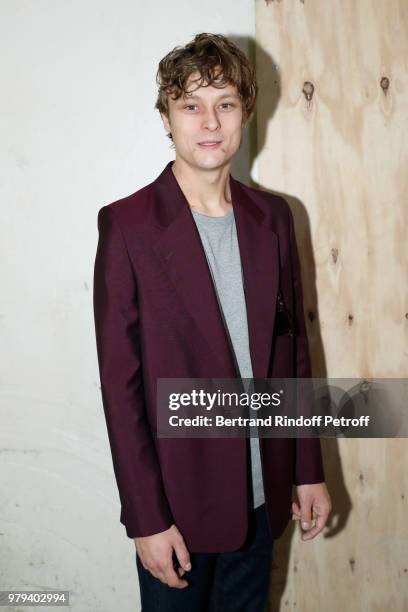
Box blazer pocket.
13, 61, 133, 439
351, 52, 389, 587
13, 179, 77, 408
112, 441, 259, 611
275, 290, 296, 337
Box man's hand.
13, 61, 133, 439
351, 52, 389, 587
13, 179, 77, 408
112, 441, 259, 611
292, 482, 331, 541
135, 524, 191, 588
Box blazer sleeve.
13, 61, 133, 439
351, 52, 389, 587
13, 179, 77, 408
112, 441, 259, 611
286, 203, 326, 486
93, 204, 174, 538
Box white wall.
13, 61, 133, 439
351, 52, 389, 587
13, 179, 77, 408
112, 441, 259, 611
0, 2, 256, 610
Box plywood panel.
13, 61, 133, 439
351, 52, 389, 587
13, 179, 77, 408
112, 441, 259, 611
255, 1, 408, 609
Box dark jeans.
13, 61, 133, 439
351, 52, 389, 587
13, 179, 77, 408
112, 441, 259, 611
135, 502, 273, 612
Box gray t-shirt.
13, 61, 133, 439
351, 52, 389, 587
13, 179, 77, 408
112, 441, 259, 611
191, 207, 265, 508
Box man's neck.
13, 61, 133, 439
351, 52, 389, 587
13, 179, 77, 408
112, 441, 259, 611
171, 158, 233, 217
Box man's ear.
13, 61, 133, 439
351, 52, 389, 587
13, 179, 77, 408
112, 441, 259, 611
160, 112, 171, 134
241, 109, 249, 130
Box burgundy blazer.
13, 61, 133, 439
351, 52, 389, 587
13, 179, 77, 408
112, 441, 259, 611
93, 159, 325, 552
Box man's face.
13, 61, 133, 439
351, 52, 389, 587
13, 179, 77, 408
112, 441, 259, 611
161, 69, 247, 170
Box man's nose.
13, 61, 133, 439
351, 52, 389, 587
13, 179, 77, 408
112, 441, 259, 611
201, 109, 221, 130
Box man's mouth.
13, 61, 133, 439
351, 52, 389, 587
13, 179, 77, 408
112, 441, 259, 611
197, 141, 222, 149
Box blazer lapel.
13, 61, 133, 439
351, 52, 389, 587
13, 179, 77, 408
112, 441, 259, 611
152, 160, 279, 379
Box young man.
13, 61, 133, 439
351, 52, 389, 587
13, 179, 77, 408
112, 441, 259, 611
93, 32, 331, 612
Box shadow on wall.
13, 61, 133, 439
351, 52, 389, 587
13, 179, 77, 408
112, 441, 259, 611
229, 34, 351, 612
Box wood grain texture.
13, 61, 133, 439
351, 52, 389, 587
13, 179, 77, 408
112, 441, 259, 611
255, 1, 408, 610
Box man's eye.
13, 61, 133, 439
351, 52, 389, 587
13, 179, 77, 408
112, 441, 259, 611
183, 103, 235, 111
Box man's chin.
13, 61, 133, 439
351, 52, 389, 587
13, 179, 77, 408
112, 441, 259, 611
191, 152, 231, 171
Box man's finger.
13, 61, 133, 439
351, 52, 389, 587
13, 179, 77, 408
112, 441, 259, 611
300, 504, 313, 530
173, 539, 192, 572
159, 561, 188, 589
301, 513, 327, 541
